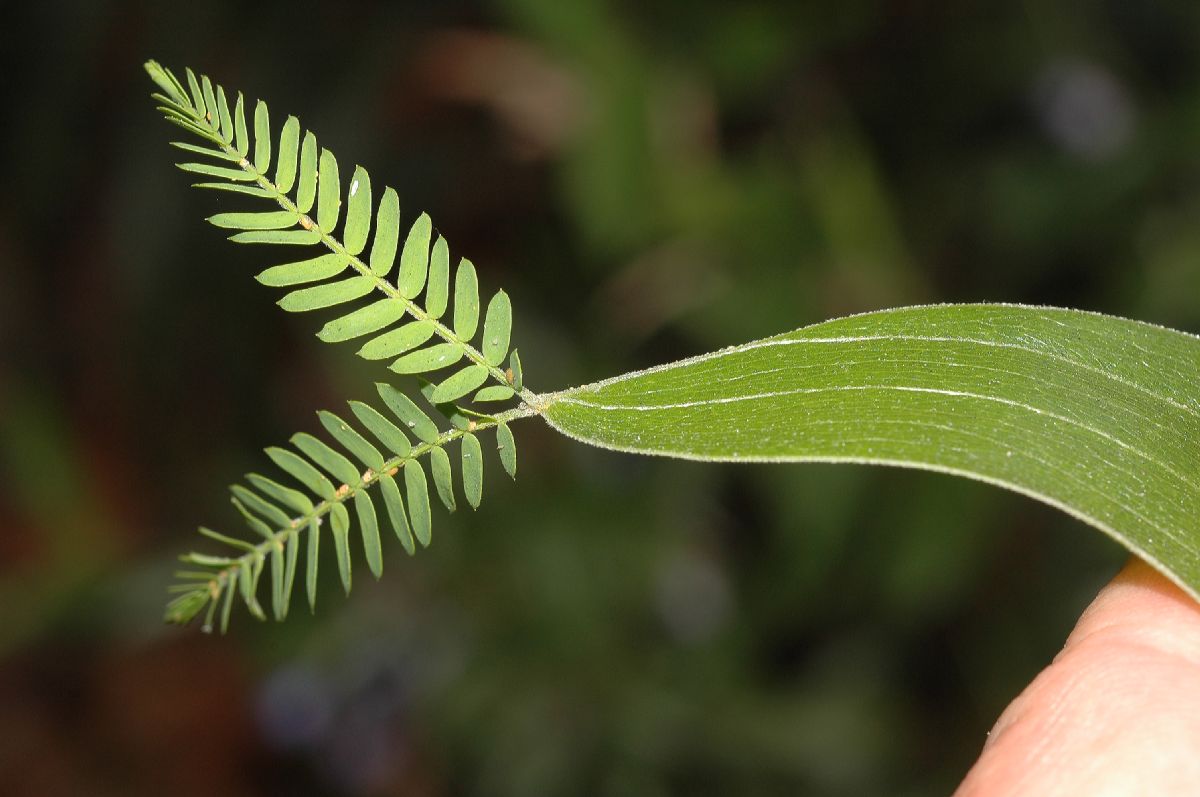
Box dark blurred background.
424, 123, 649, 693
3, 1, 1200, 795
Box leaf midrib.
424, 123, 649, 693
545, 318, 1200, 420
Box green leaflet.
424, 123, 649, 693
305, 517, 320, 611
509, 350, 523, 391
432, 364, 490, 404
231, 229, 320, 246
253, 100, 271, 173
369, 187, 400, 276
238, 556, 266, 620
348, 401, 412, 457
231, 496, 274, 540
426, 237, 450, 318
230, 484, 291, 529
171, 140, 235, 161
246, 473, 313, 515
359, 320, 436, 360
193, 182, 275, 198
296, 131, 318, 212
404, 460, 433, 547
177, 162, 256, 181
148, 61, 534, 630
377, 383, 440, 443
318, 410, 386, 472
423, 386, 472, 432
496, 421, 517, 479
277, 275, 374, 312
209, 210, 299, 230
390, 342, 464, 375
397, 213, 432, 299
199, 526, 257, 552
354, 491, 383, 579
317, 298, 406, 343
482, 291, 512, 366
256, 253, 350, 287
429, 446, 456, 512
265, 446, 337, 500
475, 385, 516, 402
270, 537, 285, 620
343, 165, 372, 256
146, 61, 186, 104
201, 75, 217, 128
217, 87, 234, 144
160, 110, 216, 142
378, 473, 415, 554
453, 259, 480, 339
281, 532, 300, 620
461, 433, 483, 510
185, 68, 204, 116
275, 116, 300, 193
330, 503, 352, 595
317, 148, 340, 232
220, 569, 237, 632
233, 92, 249, 157
291, 432, 360, 486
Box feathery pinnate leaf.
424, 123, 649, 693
146, 59, 537, 629
163, 387, 528, 627
148, 61, 527, 403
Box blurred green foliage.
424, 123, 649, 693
2, 1, 1199, 795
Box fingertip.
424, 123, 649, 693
1065, 558, 1200, 666
957, 558, 1200, 796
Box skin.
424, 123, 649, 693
956, 559, 1200, 796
